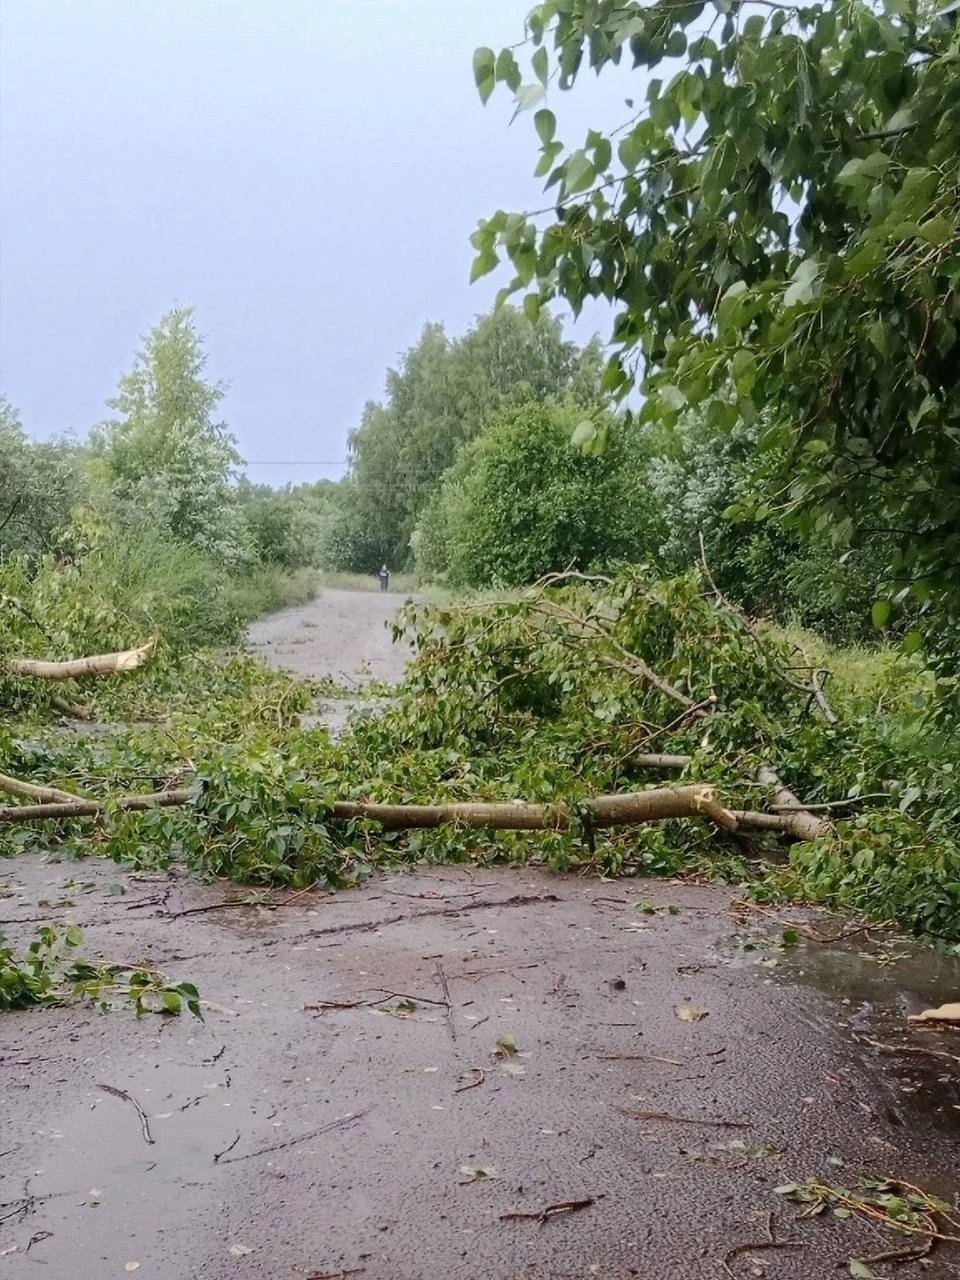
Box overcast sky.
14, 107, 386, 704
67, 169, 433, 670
0, 1, 631, 486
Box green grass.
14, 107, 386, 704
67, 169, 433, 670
767, 621, 932, 717
228, 567, 319, 621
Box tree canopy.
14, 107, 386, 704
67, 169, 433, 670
90, 309, 250, 567
338, 306, 604, 570
472, 0, 960, 662
0, 398, 83, 561
415, 401, 654, 586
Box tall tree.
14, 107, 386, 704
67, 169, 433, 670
339, 306, 603, 569
472, 1, 960, 655
90, 309, 249, 566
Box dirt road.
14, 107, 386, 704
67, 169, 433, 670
2, 587, 959, 1280
247, 587, 416, 685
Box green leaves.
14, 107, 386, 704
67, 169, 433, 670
534, 108, 556, 146
837, 151, 892, 187
917, 216, 954, 247
1, 923, 201, 1016
731, 350, 757, 396
470, 1, 960, 676
473, 47, 496, 103
848, 1261, 876, 1279
570, 418, 608, 456
783, 258, 821, 308
495, 48, 521, 92
871, 599, 892, 628
658, 384, 687, 412
514, 84, 547, 115
563, 149, 597, 195
617, 127, 646, 172
570, 419, 597, 449
716, 281, 749, 333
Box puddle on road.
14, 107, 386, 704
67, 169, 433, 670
717, 923, 960, 1136
8, 1054, 261, 1273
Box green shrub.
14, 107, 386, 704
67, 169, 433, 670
416, 402, 656, 587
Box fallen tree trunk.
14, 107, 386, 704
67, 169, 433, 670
0, 771, 84, 806
732, 809, 830, 841
0, 779, 828, 842
334, 785, 733, 831
0, 788, 192, 821
754, 767, 832, 841
5, 639, 155, 681
628, 752, 832, 841
50, 695, 94, 720
0, 784, 735, 831
630, 753, 695, 770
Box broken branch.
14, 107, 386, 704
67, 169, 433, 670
5, 639, 155, 681
617, 1107, 751, 1129
500, 1198, 594, 1225
754, 767, 833, 841
97, 1083, 154, 1145
329, 785, 734, 832
0, 788, 192, 822
0, 771, 85, 806
50, 694, 94, 719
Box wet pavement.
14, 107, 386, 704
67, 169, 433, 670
1, 861, 958, 1280
246, 587, 416, 687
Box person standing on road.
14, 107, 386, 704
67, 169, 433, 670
378, 563, 390, 593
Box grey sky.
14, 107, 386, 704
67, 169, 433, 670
0, 1, 630, 487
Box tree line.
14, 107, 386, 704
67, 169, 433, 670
2, 296, 895, 649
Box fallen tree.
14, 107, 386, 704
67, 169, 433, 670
1, 566, 953, 940
4, 639, 155, 681
0, 777, 825, 842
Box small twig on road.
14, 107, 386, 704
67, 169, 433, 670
217, 1110, 369, 1165
125, 889, 172, 911
454, 1068, 486, 1094
304, 999, 371, 1014
721, 1212, 803, 1277
0, 1197, 36, 1226
617, 1107, 751, 1129
500, 1197, 595, 1225
165, 898, 266, 919
435, 960, 457, 1041
598, 1054, 684, 1066
452, 962, 542, 980
859, 1035, 960, 1066
98, 1083, 154, 1145
305, 894, 561, 940
857, 1236, 934, 1265
305, 1269, 366, 1279
468, 1015, 490, 1031
277, 885, 328, 907
305, 988, 450, 1016
369, 988, 450, 1007
212, 1132, 242, 1164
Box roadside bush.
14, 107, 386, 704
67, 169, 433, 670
647, 411, 893, 644
415, 402, 656, 587
0, 398, 87, 562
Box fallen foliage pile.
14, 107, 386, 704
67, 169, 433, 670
2, 563, 959, 942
